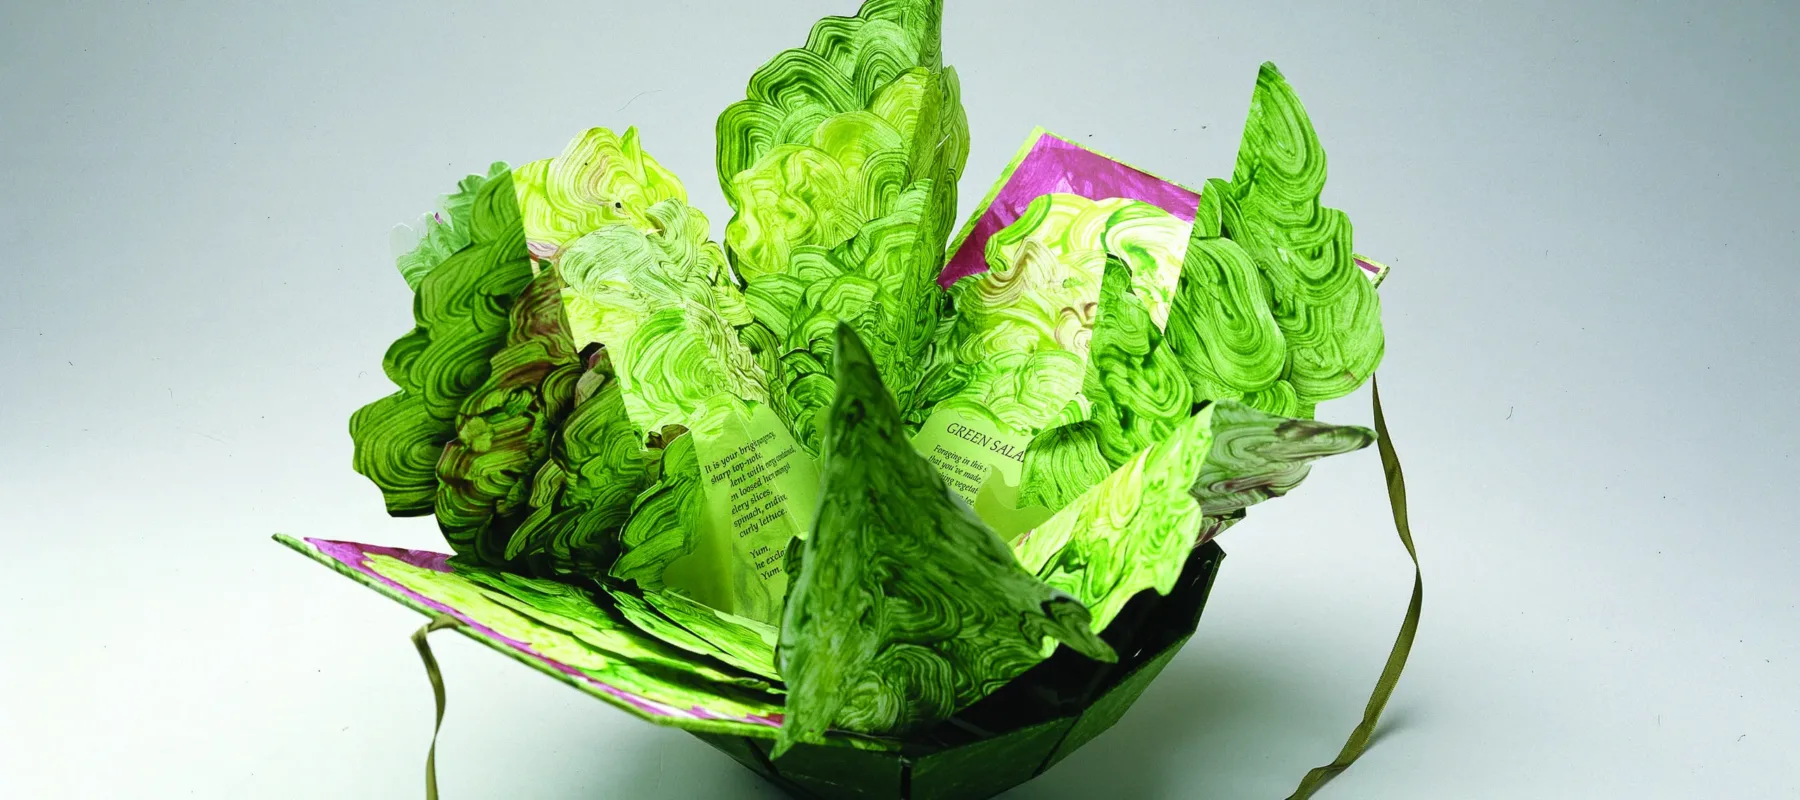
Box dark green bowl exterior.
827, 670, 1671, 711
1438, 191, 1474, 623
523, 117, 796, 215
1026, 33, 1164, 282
695, 542, 1225, 800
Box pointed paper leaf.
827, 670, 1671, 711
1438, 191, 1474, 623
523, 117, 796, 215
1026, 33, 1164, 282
1010, 405, 1217, 633
776, 325, 1114, 756
1189, 400, 1375, 520
1219, 63, 1383, 404
723, 0, 968, 450
498, 356, 655, 577
1080, 254, 1195, 466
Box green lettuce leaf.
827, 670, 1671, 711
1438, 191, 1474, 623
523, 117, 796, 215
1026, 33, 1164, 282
434, 267, 584, 564
495, 352, 656, 578
776, 325, 1114, 755
1010, 399, 1374, 633
925, 194, 1188, 439
1166, 63, 1383, 414
1189, 400, 1376, 522
721, 0, 969, 451
394, 161, 511, 290
1010, 405, 1218, 634
350, 170, 535, 516
610, 433, 706, 590
367, 552, 783, 718
512, 127, 689, 260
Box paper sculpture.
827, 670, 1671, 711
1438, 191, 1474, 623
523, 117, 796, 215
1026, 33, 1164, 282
282, 2, 1420, 798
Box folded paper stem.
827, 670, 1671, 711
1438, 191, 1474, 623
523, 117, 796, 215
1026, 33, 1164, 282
1287, 376, 1422, 799
411, 614, 462, 800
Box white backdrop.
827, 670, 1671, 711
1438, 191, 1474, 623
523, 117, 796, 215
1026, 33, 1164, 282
3, 1, 1796, 797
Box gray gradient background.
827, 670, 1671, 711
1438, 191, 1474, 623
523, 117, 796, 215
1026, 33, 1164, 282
2, 1, 1795, 797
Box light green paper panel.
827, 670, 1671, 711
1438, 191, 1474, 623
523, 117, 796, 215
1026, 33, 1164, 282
663, 404, 821, 624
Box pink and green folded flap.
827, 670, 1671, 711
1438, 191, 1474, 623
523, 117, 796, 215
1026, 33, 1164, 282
938, 128, 1390, 288
273, 534, 797, 739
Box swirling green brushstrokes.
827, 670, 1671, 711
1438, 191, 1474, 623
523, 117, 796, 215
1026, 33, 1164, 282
512, 127, 688, 260
1011, 405, 1216, 633
610, 433, 706, 590
924, 194, 1187, 438
350, 170, 535, 516
556, 198, 766, 444
395, 161, 511, 291
721, 0, 968, 450
776, 325, 1114, 756
1166, 63, 1383, 415
494, 352, 655, 578
1009, 399, 1372, 631
1189, 401, 1375, 522
716, 0, 948, 254
1081, 255, 1195, 468
599, 584, 783, 682
459, 568, 778, 692
434, 267, 584, 565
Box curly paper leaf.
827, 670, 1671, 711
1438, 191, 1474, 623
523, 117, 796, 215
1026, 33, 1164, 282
644, 588, 782, 680
1081, 255, 1194, 467
512, 127, 687, 261
931, 195, 1187, 439
776, 325, 1114, 755
723, 0, 966, 451
498, 356, 655, 577
1010, 405, 1217, 633
350, 170, 534, 516
716, 0, 945, 213
610, 434, 705, 590
435, 268, 583, 564
1017, 420, 1115, 513
555, 199, 767, 444
1010, 399, 1371, 631
458, 568, 777, 692
1163, 225, 1286, 402
1220, 63, 1383, 405
600, 586, 782, 681
744, 175, 960, 451
394, 161, 511, 290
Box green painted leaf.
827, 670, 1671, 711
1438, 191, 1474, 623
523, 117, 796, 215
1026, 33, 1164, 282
610, 433, 706, 589
434, 267, 584, 564
512, 127, 689, 260
459, 568, 778, 693
498, 354, 655, 577
1217, 62, 1384, 406
775, 325, 1114, 756
929, 194, 1188, 440
1163, 230, 1286, 403
1010, 406, 1216, 634
723, 0, 968, 452
1081, 255, 1194, 467
350, 170, 535, 516
1010, 399, 1373, 633
395, 161, 511, 290
599, 583, 783, 682
1189, 400, 1375, 520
